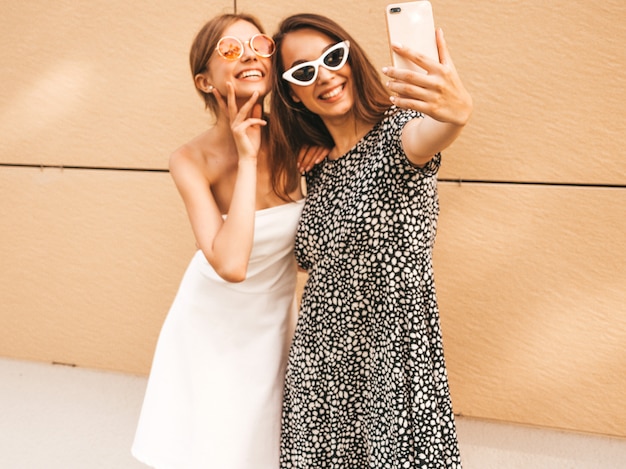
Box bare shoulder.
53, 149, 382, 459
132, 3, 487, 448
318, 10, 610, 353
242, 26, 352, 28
169, 130, 220, 184
170, 142, 197, 174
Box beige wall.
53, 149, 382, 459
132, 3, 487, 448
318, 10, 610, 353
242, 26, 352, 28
1, 0, 625, 438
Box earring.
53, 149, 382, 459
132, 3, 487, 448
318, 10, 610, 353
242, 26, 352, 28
207, 85, 214, 92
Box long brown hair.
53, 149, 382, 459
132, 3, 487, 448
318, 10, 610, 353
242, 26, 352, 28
270, 13, 391, 173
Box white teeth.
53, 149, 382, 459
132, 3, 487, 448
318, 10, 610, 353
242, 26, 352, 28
239, 70, 262, 78
321, 85, 343, 100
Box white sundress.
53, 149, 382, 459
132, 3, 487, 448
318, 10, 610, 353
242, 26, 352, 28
132, 200, 304, 469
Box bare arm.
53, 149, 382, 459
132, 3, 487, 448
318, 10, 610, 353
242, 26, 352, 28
170, 85, 266, 282
382, 28, 473, 166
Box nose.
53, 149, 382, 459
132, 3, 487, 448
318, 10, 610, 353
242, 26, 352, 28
316, 65, 334, 83
241, 41, 257, 61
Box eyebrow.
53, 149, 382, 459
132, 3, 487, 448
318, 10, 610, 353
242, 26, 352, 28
287, 42, 337, 68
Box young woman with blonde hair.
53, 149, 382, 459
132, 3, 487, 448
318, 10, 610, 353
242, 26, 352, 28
132, 13, 314, 469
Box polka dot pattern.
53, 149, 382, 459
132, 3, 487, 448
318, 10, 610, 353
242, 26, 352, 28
281, 108, 462, 468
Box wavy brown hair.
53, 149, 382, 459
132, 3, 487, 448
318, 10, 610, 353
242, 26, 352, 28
270, 13, 391, 175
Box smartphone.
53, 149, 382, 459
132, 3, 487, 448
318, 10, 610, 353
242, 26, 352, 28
385, 1, 438, 74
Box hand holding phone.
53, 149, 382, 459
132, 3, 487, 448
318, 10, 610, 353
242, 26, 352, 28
385, 1, 438, 74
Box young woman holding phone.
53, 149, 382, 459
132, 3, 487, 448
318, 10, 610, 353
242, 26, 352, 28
271, 13, 472, 468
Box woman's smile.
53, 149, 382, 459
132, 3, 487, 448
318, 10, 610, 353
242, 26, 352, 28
319, 83, 345, 101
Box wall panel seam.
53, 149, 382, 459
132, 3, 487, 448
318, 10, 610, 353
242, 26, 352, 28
0, 163, 168, 174
439, 178, 626, 189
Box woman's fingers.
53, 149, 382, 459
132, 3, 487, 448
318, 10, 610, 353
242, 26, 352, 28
297, 145, 330, 173
382, 29, 472, 125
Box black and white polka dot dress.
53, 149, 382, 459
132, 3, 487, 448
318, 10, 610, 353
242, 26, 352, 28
281, 107, 462, 468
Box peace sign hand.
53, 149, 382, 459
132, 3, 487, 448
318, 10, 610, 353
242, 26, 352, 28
211, 83, 267, 161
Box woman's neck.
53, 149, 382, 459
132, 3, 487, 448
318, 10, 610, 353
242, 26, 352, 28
324, 115, 374, 160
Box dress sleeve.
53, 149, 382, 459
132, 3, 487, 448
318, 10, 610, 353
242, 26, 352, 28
385, 107, 441, 177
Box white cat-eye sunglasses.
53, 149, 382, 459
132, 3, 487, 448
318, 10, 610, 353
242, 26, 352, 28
281, 41, 350, 86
